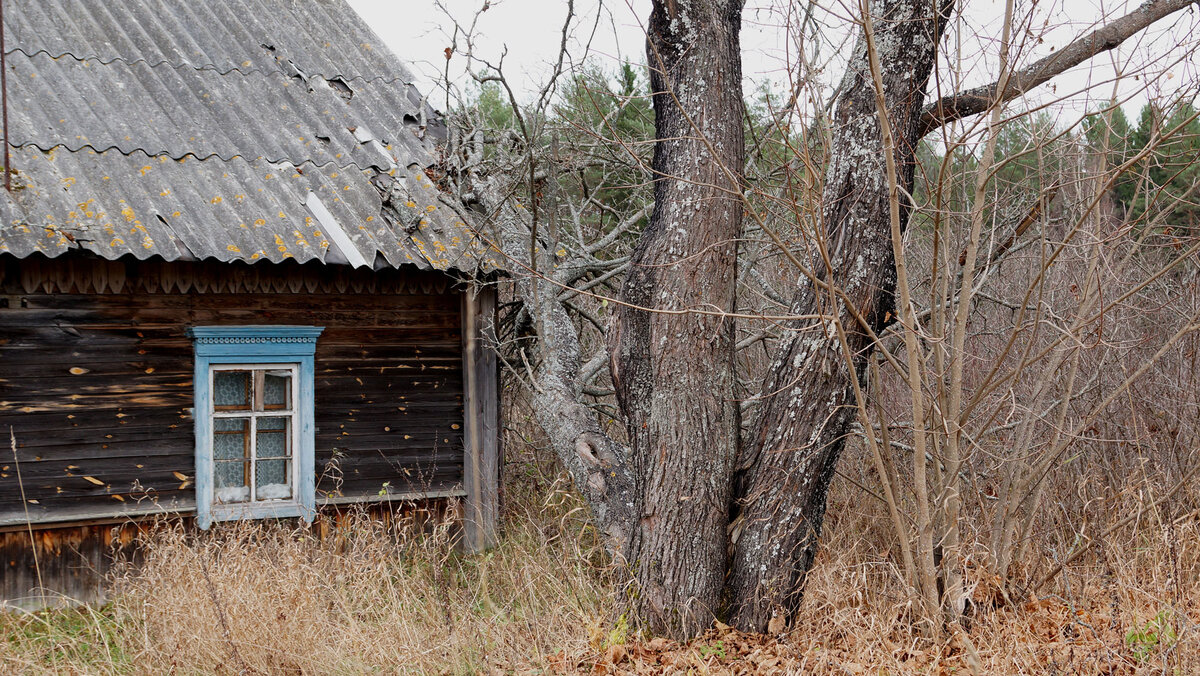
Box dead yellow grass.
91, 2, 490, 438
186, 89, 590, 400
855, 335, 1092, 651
2, 477, 1197, 675
0, 494, 613, 674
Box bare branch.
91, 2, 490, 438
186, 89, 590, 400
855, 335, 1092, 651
920, 0, 1198, 136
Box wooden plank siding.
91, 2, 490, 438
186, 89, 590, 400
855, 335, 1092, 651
1, 522, 147, 610
0, 253, 468, 528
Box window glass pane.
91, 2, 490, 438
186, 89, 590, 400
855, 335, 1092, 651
263, 372, 291, 410
213, 370, 250, 409
213, 418, 249, 460
256, 459, 291, 500
257, 416, 288, 432
206, 362, 301, 511
214, 461, 249, 503
256, 417, 289, 458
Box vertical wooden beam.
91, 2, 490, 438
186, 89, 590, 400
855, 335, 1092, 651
461, 283, 499, 552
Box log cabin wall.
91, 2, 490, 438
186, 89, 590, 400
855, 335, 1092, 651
0, 252, 467, 530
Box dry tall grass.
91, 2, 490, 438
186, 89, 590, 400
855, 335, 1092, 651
2, 460, 1197, 674
0, 491, 613, 674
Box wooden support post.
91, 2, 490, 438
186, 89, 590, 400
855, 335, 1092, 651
461, 284, 499, 552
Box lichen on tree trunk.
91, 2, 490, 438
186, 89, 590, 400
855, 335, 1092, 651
609, 0, 746, 639
726, 0, 952, 632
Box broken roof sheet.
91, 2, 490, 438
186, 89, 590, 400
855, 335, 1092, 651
0, 0, 499, 273
7, 53, 431, 169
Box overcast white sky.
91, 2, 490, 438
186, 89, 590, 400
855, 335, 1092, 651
346, 0, 1199, 123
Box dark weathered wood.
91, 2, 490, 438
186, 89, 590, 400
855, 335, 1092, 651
460, 285, 499, 552
6, 455, 194, 480
0, 253, 467, 530
1, 255, 452, 296
1, 523, 147, 609
0, 498, 194, 530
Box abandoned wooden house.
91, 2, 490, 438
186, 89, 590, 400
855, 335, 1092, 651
0, 0, 500, 607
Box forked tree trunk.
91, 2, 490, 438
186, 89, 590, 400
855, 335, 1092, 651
727, 0, 952, 632
609, 0, 746, 639
473, 0, 1195, 642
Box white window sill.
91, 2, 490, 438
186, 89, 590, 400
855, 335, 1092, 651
209, 500, 311, 523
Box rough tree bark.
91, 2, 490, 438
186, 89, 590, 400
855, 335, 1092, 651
609, 0, 746, 639
727, 0, 953, 632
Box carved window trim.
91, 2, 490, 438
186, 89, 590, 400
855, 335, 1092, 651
188, 326, 323, 528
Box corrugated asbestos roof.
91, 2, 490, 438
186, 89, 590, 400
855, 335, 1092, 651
7, 53, 431, 168
5, 0, 410, 81
0, 0, 498, 272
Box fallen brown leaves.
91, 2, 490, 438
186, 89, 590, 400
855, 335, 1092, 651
540, 590, 1191, 676
549, 619, 954, 675
550, 622, 805, 675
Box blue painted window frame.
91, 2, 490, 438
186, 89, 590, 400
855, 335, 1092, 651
189, 326, 323, 529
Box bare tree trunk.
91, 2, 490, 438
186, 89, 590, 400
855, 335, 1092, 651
609, 0, 746, 639
727, 0, 951, 632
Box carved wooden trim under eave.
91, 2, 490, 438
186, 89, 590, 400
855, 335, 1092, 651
1, 253, 456, 296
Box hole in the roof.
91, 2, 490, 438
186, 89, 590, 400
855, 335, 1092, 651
402, 114, 420, 128
315, 135, 331, 145
260, 43, 276, 52
328, 77, 354, 103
